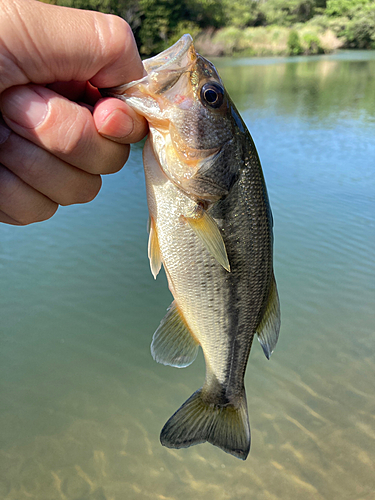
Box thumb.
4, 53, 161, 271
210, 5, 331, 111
0, 0, 144, 93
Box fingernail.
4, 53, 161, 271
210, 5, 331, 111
98, 108, 134, 140
0, 116, 11, 144
1, 86, 48, 129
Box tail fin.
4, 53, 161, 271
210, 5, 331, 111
160, 388, 250, 460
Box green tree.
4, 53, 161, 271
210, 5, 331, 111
325, 0, 369, 16
38, 0, 375, 55
40, 0, 141, 22
222, 0, 265, 28
343, 3, 375, 47
138, 0, 187, 55
288, 29, 304, 53
138, 0, 225, 55
324, 0, 375, 48
261, 0, 318, 26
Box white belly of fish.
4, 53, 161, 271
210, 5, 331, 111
143, 137, 232, 384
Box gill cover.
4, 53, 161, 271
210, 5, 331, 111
102, 35, 239, 203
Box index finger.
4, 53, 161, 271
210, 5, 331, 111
0, 0, 144, 92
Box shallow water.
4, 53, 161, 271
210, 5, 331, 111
1, 51, 375, 500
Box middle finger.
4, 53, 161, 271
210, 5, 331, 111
0, 120, 102, 206
0, 85, 130, 175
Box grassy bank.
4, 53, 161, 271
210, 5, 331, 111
194, 25, 342, 57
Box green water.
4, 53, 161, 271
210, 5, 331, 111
1, 51, 375, 500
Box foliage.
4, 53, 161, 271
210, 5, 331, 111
136, 0, 180, 55
323, 0, 375, 48
196, 24, 335, 57
40, 0, 141, 27
342, 4, 375, 47
302, 32, 324, 53
137, 0, 226, 55
42, 0, 115, 12
167, 21, 202, 46
287, 29, 304, 54
325, 0, 368, 17
222, 0, 266, 28
38, 0, 375, 55
261, 0, 319, 26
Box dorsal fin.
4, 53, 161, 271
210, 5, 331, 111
151, 301, 199, 368
183, 206, 230, 272
257, 273, 281, 359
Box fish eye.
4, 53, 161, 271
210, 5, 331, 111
200, 83, 224, 109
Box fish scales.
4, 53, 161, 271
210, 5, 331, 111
101, 34, 280, 460
210, 138, 273, 391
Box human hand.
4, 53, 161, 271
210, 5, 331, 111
0, 0, 148, 225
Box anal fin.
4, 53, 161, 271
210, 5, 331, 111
257, 273, 281, 359
151, 301, 199, 368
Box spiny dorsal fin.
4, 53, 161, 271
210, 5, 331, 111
148, 216, 162, 279
257, 273, 281, 359
151, 301, 199, 368
183, 206, 230, 272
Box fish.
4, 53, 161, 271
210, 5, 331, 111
101, 34, 280, 460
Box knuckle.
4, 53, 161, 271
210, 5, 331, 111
0, 165, 23, 205
81, 176, 102, 203
106, 146, 130, 174
0, 119, 12, 146
60, 175, 102, 206
17, 202, 58, 225
53, 111, 89, 159
21, 144, 48, 183
132, 116, 148, 143
106, 16, 140, 72
0, 164, 57, 224
108, 16, 134, 45
50, 108, 108, 175
95, 15, 134, 68
34, 202, 58, 223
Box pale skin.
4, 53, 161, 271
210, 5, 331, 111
0, 0, 148, 225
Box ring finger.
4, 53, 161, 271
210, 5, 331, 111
0, 121, 102, 208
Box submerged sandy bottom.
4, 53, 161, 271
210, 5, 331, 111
1, 348, 375, 500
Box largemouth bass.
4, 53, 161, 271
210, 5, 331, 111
102, 34, 280, 460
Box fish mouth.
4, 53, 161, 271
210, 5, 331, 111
143, 34, 195, 74
100, 34, 196, 98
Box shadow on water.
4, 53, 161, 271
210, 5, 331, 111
1, 51, 374, 499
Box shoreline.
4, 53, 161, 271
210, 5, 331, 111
192, 26, 343, 58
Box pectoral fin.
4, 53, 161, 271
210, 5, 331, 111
151, 301, 199, 368
148, 216, 162, 279
183, 207, 230, 272
257, 273, 281, 359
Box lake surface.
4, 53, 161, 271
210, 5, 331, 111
1, 50, 375, 500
